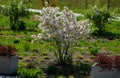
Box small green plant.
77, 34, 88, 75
17, 68, 42, 78
14, 39, 20, 44
25, 36, 32, 42
86, 6, 111, 35
80, 61, 92, 75
0, 0, 29, 30
23, 43, 30, 51
47, 64, 58, 75
18, 20, 26, 31
90, 47, 99, 55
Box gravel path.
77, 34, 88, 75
28, 8, 84, 17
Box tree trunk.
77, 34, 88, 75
42, 0, 45, 7
107, 0, 110, 10
85, 0, 88, 9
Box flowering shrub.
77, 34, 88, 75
32, 6, 91, 65
93, 53, 120, 70
0, 44, 17, 57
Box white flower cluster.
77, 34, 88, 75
32, 6, 91, 43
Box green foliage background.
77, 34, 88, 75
0, 0, 120, 9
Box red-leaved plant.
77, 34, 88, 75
114, 55, 120, 70
0, 44, 18, 57
93, 53, 113, 69
93, 53, 120, 70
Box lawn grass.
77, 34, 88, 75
0, 19, 120, 58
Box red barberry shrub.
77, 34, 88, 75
0, 44, 18, 57
114, 55, 120, 70
93, 53, 113, 69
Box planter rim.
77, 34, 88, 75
0, 55, 18, 57
92, 63, 120, 71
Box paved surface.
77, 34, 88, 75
116, 17, 120, 21
28, 8, 84, 17
28, 9, 120, 21
0, 76, 16, 78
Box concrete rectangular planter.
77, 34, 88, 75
0, 55, 18, 75
91, 65, 120, 78
118, 71, 120, 78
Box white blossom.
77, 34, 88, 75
31, 6, 91, 49
30, 6, 91, 64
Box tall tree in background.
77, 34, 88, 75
95, 0, 101, 7
76, 0, 78, 3
50, 0, 56, 7
42, 0, 56, 7
85, 0, 88, 9
42, 0, 45, 7
107, 0, 110, 10
47, 0, 50, 5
